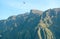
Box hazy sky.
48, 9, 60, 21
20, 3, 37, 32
0, 0, 60, 20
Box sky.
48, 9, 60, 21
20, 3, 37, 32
0, 0, 60, 20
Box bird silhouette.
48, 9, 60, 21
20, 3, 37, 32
23, 1, 26, 4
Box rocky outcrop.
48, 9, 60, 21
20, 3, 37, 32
0, 8, 60, 39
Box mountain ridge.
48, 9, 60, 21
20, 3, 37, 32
0, 8, 60, 39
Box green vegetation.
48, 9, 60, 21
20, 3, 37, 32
0, 8, 60, 39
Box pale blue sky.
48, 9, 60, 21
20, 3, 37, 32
0, 0, 60, 20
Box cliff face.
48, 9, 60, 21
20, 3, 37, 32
41, 8, 60, 39
0, 8, 60, 39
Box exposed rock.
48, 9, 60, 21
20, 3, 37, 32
0, 8, 60, 39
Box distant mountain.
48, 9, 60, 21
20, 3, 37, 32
0, 8, 60, 39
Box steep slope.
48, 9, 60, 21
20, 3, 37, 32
41, 8, 60, 39
0, 8, 60, 39
0, 10, 42, 39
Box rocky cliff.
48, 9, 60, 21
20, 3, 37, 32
0, 8, 60, 39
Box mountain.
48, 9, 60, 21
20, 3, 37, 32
0, 8, 60, 39
42, 8, 60, 39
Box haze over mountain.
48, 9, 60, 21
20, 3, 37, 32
0, 8, 60, 39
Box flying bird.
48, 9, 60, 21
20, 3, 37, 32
23, 1, 26, 4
